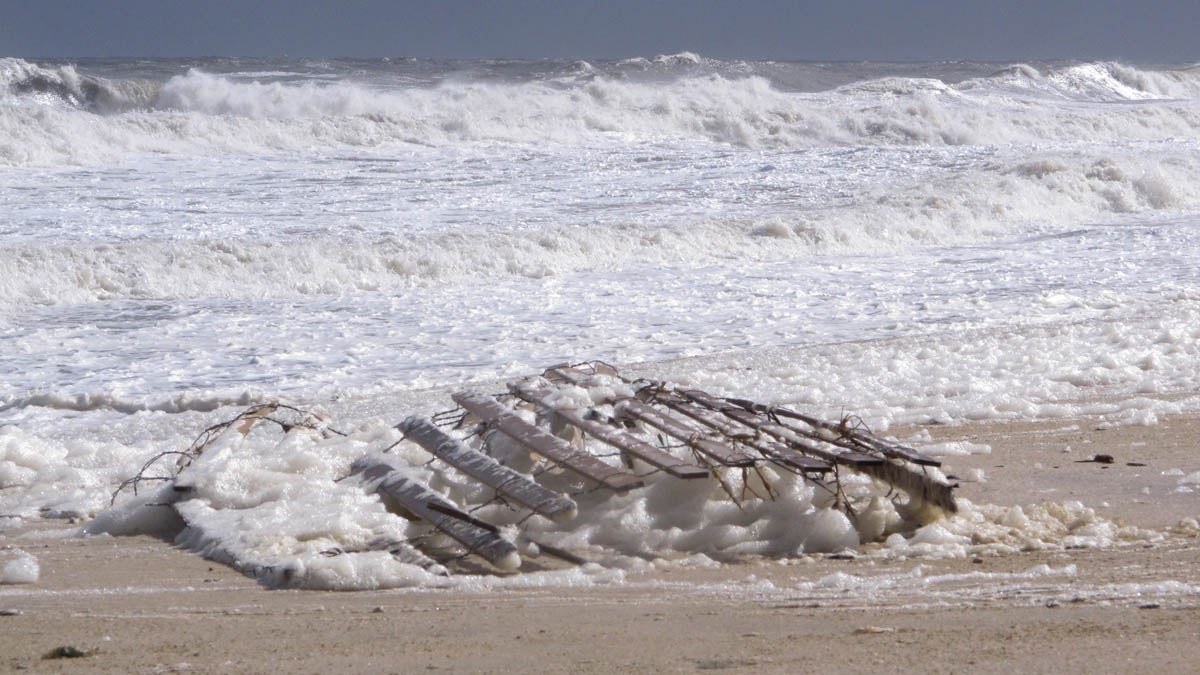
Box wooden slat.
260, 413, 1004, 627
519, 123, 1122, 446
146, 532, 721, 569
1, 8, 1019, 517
612, 399, 757, 468
678, 390, 885, 468
549, 363, 935, 466
706, 400, 954, 511
651, 397, 832, 474
396, 416, 577, 522
543, 365, 592, 386
725, 397, 941, 466
452, 392, 644, 492
352, 458, 520, 571
543, 366, 950, 509
509, 382, 710, 479
550, 367, 827, 472
725, 406, 882, 468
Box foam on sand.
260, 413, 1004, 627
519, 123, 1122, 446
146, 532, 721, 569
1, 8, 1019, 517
0, 550, 39, 585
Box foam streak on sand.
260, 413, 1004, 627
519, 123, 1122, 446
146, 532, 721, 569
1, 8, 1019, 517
2, 55, 1200, 588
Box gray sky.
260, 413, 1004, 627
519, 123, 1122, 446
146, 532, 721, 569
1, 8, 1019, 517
3, 0, 1197, 62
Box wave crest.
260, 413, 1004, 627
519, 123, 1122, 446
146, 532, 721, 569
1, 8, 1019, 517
1, 58, 159, 113
968, 61, 1200, 101
5, 59, 1200, 167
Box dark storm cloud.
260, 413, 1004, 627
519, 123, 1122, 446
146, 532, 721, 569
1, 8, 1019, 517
3, 0, 1197, 62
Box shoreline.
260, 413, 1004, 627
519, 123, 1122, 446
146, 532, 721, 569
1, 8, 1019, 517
3, 410, 1199, 672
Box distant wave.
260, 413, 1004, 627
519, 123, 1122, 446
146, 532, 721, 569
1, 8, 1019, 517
965, 61, 1200, 101
5, 58, 1200, 166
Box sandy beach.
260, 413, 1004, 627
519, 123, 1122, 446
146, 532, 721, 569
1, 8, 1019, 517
2, 408, 1198, 674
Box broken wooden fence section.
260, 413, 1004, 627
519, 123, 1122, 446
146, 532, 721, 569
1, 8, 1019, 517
347, 362, 958, 572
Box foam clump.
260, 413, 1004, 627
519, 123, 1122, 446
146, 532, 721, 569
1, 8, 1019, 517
0, 426, 66, 488
909, 522, 971, 547
82, 485, 185, 538
255, 551, 448, 591
873, 499, 1158, 561
0, 550, 39, 584
801, 507, 861, 553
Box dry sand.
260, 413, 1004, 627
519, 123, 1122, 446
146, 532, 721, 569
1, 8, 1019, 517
2, 410, 1199, 674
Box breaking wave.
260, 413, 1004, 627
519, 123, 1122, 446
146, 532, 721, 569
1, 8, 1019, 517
0, 57, 159, 113
3, 143, 1198, 307
5, 57, 1200, 166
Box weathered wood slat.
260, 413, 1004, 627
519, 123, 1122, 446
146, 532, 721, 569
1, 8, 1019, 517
352, 458, 520, 571
396, 416, 577, 522
509, 382, 710, 479
612, 399, 757, 468
543, 365, 593, 386
725, 398, 941, 466
549, 365, 935, 465
650, 397, 832, 474
548, 366, 819, 471
452, 392, 644, 492
677, 390, 885, 468
704, 397, 956, 512
725, 406, 883, 469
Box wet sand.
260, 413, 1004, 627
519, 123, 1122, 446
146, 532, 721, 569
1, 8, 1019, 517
2, 411, 1199, 673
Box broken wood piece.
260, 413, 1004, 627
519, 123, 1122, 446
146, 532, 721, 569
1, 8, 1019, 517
352, 458, 520, 571
509, 381, 710, 479
452, 392, 644, 492
396, 416, 578, 522
869, 460, 958, 514
612, 398, 757, 468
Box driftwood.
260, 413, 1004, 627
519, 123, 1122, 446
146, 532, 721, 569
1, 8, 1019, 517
111, 402, 342, 504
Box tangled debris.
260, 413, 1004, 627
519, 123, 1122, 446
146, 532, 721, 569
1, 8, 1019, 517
111, 362, 957, 580
112, 403, 345, 504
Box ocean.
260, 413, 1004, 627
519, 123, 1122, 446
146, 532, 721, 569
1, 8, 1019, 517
2, 54, 1199, 588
